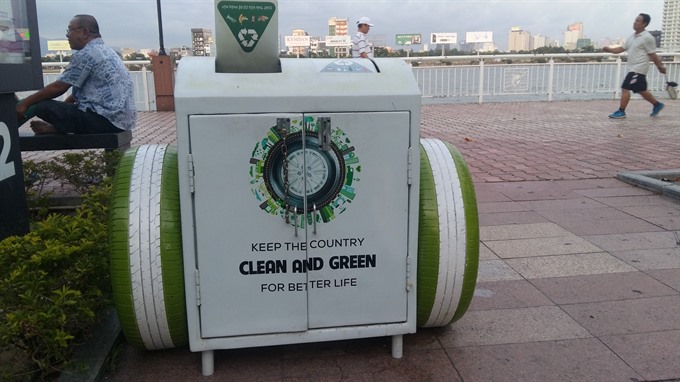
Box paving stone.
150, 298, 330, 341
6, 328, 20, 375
561, 295, 680, 336
505, 252, 637, 279
646, 268, 680, 291
618, 204, 680, 218
574, 187, 654, 198
553, 217, 665, 236
611, 247, 680, 270
447, 338, 643, 382
476, 260, 523, 282
594, 195, 680, 207
535, 206, 634, 222
600, 330, 680, 382
530, 271, 678, 304
478, 243, 499, 260
480, 222, 571, 241
519, 197, 610, 211
479, 211, 549, 226
470, 280, 553, 311
640, 215, 680, 230
439, 306, 591, 347
484, 236, 603, 258
585, 231, 679, 251
477, 201, 531, 214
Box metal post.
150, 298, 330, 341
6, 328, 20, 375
614, 57, 622, 100
478, 59, 484, 104
156, 0, 167, 56
547, 59, 554, 102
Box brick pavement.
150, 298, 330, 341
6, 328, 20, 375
30, 99, 677, 381
420, 100, 680, 183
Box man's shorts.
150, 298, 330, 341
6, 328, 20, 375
621, 72, 648, 93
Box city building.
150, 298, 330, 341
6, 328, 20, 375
563, 22, 584, 50
576, 38, 592, 50
169, 46, 190, 61
191, 28, 213, 56
661, 0, 680, 51
531, 34, 547, 50
328, 17, 349, 57
650, 30, 662, 48
289, 28, 309, 56
508, 26, 531, 52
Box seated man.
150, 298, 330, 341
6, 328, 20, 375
16, 14, 136, 134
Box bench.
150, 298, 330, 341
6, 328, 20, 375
19, 129, 132, 152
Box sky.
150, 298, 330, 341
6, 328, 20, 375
34, 0, 665, 52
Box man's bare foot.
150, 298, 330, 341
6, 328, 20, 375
30, 120, 59, 134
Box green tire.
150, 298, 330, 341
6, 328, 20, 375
109, 144, 188, 349
417, 138, 479, 327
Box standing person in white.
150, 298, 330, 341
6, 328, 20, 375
604, 13, 666, 119
351, 17, 374, 58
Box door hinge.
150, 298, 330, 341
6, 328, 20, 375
194, 268, 201, 306
188, 154, 195, 194
406, 255, 413, 292
407, 147, 414, 186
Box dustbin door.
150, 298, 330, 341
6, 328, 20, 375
189, 114, 309, 337
304, 112, 411, 328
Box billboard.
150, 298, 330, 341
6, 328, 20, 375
47, 40, 71, 51
430, 33, 457, 45
325, 35, 351, 47
396, 34, 421, 45
465, 31, 493, 43
284, 35, 310, 47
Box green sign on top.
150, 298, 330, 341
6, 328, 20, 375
395, 34, 422, 46
217, 1, 276, 53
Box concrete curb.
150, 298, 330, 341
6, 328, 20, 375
57, 307, 121, 382
616, 169, 680, 202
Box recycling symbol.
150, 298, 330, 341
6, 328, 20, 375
238, 28, 258, 48
217, 1, 276, 53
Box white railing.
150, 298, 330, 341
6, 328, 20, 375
35, 54, 680, 109
34, 60, 155, 111
405, 53, 680, 103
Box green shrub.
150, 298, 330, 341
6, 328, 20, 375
1, 152, 117, 380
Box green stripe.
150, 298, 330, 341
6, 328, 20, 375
416, 144, 440, 326
109, 146, 145, 349
159, 146, 188, 346
444, 141, 480, 323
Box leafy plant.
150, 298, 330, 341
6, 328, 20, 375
1, 151, 118, 380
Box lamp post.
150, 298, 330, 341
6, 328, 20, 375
156, 0, 166, 55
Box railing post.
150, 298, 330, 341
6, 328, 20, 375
478, 59, 484, 104
141, 65, 151, 111
547, 59, 554, 102
614, 57, 622, 100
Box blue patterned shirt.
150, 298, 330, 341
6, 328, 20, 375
59, 38, 136, 130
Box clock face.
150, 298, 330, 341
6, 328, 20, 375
264, 131, 345, 211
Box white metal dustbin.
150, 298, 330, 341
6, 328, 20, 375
179, 57, 420, 374
108, 0, 479, 377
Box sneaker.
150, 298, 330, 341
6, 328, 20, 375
650, 102, 665, 117
609, 110, 626, 119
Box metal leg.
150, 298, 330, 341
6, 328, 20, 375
391, 335, 403, 359
202, 350, 214, 376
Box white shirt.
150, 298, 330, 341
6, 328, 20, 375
623, 30, 656, 75
351, 31, 373, 58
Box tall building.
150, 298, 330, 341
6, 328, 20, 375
328, 17, 349, 56
563, 22, 584, 50
191, 28, 213, 56
661, 0, 680, 51
531, 34, 547, 50
508, 27, 531, 52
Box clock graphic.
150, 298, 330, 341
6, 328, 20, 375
249, 117, 360, 227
